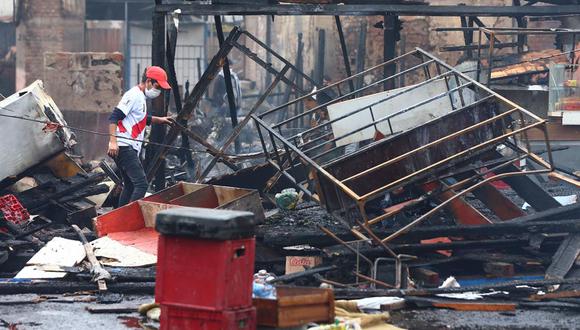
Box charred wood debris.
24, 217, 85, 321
1, 25, 580, 318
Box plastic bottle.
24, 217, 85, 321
252, 270, 276, 299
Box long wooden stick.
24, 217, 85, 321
71, 225, 110, 291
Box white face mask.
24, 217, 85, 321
145, 87, 161, 99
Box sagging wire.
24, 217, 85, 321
0, 107, 254, 159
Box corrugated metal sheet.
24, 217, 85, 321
85, 20, 124, 53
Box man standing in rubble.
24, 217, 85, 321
107, 66, 173, 207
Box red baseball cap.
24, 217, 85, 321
146, 66, 171, 89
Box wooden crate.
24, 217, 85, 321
253, 287, 335, 328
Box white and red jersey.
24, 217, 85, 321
115, 86, 147, 152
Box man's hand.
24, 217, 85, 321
152, 116, 174, 126
108, 140, 119, 158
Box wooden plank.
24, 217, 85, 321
72, 224, 111, 292
546, 233, 580, 280
138, 201, 183, 228
156, 3, 580, 17
263, 217, 580, 248
411, 268, 441, 287
86, 305, 138, 314
278, 292, 331, 308
277, 305, 332, 328
170, 186, 219, 208
218, 190, 266, 223
530, 290, 580, 301
142, 183, 186, 203
214, 185, 250, 206
406, 297, 516, 311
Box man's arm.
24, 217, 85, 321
150, 116, 173, 125
108, 123, 119, 157
108, 108, 126, 158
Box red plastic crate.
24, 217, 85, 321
155, 235, 256, 310
160, 305, 256, 330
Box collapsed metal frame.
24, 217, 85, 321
147, 26, 325, 183
253, 48, 555, 240
436, 27, 580, 85
148, 1, 580, 190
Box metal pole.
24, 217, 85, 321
356, 21, 367, 95
315, 29, 326, 85
335, 16, 356, 94
166, 13, 195, 181
265, 16, 273, 88
146, 0, 167, 191
124, 1, 130, 90
214, 15, 241, 153
383, 14, 397, 90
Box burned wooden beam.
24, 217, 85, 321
262, 218, 580, 248
332, 277, 580, 299
410, 268, 440, 287
156, 3, 580, 17
512, 202, 580, 223
406, 296, 517, 311
530, 290, 580, 301
146, 27, 243, 182
546, 234, 580, 280
269, 265, 337, 284
72, 224, 111, 291
495, 161, 560, 211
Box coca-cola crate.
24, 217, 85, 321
160, 305, 256, 330
155, 208, 256, 311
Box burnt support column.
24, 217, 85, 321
146, 0, 167, 191
335, 16, 355, 94
265, 17, 273, 88
166, 13, 195, 181
383, 14, 397, 90
460, 16, 474, 58
356, 21, 367, 95
214, 15, 241, 153
314, 29, 326, 86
